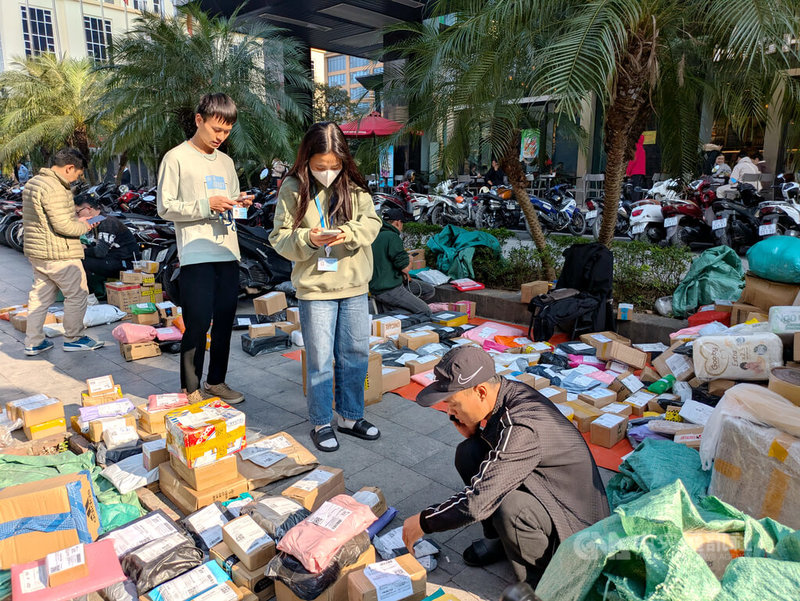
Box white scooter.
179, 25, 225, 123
628, 178, 682, 244
756, 177, 800, 238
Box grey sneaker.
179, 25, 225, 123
203, 382, 244, 404
186, 389, 213, 404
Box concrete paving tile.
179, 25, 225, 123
346, 413, 450, 468
366, 392, 413, 419
484, 555, 518, 584
345, 458, 435, 505
409, 446, 463, 491
441, 522, 486, 555
239, 400, 306, 435
450, 560, 514, 601
386, 401, 451, 435
428, 423, 469, 448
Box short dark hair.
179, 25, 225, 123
51, 148, 87, 170
196, 93, 238, 124
74, 195, 100, 210
737, 150, 749, 159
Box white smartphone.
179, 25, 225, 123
321, 229, 341, 236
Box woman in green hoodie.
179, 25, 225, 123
270, 123, 382, 452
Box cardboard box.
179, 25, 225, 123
597, 341, 647, 370
353, 487, 387, 518
88, 414, 137, 443
106, 281, 144, 312
454, 300, 477, 318
516, 373, 550, 390
578, 388, 617, 409
674, 427, 703, 449
222, 515, 275, 571
45, 544, 89, 587
430, 311, 468, 327
19, 398, 63, 428
24, 417, 67, 440
589, 413, 628, 448
617, 303, 634, 321
6, 393, 50, 421
406, 355, 440, 376
599, 402, 633, 418
143, 439, 169, 470
730, 302, 763, 326
275, 546, 375, 601
520, 281, 549, 304
248, 323, 276, 339
86, 375, 116, 397
372, 317, 402, 339
652, 342, 695, 381
281, 466, 345, 512
397, 330, 439, 350
274, 320, 300, 335
133, 259, 160, 274
746, 311, 769, 322
168, 453, 240, 491
538, 387, 567, 404
165, 398, 246, 469
624, 391, 656, 417
563, 400, 602, 432
708, 379, 736, 396
364, 352, 383, 406
795, 333, 800, 362
119, 341, 161, 361
211, 541, 275, 600
381, 366, 411, 393
254, 291, 287, 316
767, 367, 800, 406
348, 554, 427, 601
131, 311, 160, 325
120, 270, 145, 284
639, 366, 661, 383
579, 331, 631, 350
286, 307, 300, 325
683, 531, 745, 579
81, 385, 123, 407
0, 472, 101, 569
159, 463, 248, 515
740, 273, 800, 312
137, 405, 171, 434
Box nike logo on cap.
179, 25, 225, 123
457, 366, 483, 385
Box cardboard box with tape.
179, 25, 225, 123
275, 545, 375, 601
347, 554, 427, 601
281, 466, 344, 512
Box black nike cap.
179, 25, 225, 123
416, 346, 496, 407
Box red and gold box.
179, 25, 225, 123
165, 398, 246, 468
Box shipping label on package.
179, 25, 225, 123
364, 559, 414, 601
307, 501, 353, 531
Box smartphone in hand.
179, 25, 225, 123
87, 215, 106, 225
320, 229, 341, 236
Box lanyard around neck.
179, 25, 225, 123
313, 192, 326, 229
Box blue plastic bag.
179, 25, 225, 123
747, 237, 800, 284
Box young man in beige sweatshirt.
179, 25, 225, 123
157, 93, 252, 404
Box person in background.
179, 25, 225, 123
484, 159, 506, 187
120, 166, 132, 187
701, 143, 723, 176
710, 154, 732, 185
22, 148, 104, 356
626, 135, 646, 201
717, 150, 761, 198
402, 346, 609, 587
755, 153, 770, 174
75, 196, 140, 280
270, 122, 382, 453
157, 92, 253, 404
15, 161, 30, 184
370, 208, 435, 316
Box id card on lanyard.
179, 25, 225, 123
314, 192, 338, 272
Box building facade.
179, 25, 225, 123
0, 0, 178, 72
317, 50, 383, 114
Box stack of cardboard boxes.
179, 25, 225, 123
160, 398, 249, 515
106, 260, 163, 314
71, 376, 139, 448
7, 394, 66, 441
241, 291, 294, 356
210, 516, 277, 601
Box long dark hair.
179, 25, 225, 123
286, 122, 369, 230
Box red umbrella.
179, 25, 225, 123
339, 112, 404, 137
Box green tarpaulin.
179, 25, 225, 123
672, 246, 744, 318
426, 225, 501, 279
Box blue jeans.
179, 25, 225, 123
299, 294, 370, 426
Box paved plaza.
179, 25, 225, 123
0, 244, 614, 601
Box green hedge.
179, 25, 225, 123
401, 225, 693, 311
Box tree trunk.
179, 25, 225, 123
115, 150, 129, 185
598, 30, 657, 246
70, 127, 94, 183
501, 132, 556, 280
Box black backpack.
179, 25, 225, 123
527, 243, 615, 341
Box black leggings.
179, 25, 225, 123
179, 261, 239, 392
83, 257, 125, 279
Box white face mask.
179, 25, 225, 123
311, 168, 341, 188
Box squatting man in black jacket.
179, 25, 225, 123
402, 346, 610, 586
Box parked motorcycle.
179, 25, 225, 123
711, 183, 763, 254
473, 190, 521, 229
662, 179, 716, 248
427, 182, 474, 227
756, 174, 800, 239
530, 185, 585, 235
588, 195, 632, 239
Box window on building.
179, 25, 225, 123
350, 56, 370, 68
357, 102, 371, 114
327, 55, 345, 72
328, 74, 346, 87
84, 17, 112, 63
152, 0, 162, 15
132, 0, 146, 10
350, 70, 369, 84
350, 86, 366, 100
21, 7, 55, 56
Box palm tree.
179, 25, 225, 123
390, 0, 800, 250
0, 54, 108, 166
96, 4, 311, 172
